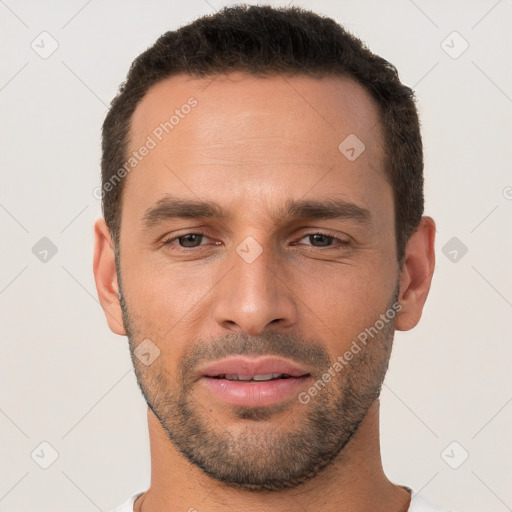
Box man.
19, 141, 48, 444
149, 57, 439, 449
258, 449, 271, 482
93, 5, 446, 511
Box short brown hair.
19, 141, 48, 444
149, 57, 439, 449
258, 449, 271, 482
101, 4, 423, 263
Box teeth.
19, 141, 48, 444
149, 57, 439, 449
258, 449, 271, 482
253, 373, 280, 381
221, 373, 287, 381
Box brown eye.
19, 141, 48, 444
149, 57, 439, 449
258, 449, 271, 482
296, 233, 350, 249
305, 234, 335, 247
163, 233, 211, 250
176, 234, 204, 248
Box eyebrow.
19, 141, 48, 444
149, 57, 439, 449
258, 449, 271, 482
141, 194, 371, 229
286, 198, 371, 225
141, 196, 225, 228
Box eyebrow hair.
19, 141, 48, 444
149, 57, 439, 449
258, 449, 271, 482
285, 197, 371, 225
141, 196, 225, 228
141, 194, 371, 229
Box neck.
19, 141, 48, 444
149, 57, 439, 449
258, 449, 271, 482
135, 400, 411, 512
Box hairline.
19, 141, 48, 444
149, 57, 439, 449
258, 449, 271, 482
115, 69, 393, 240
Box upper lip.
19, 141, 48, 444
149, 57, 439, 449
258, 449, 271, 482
198, 356, 311, 379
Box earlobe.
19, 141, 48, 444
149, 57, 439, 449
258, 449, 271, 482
395, 216, 436, 332
92, 218, 126, 336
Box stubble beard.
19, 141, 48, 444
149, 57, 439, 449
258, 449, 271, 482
117, 254, 397, 491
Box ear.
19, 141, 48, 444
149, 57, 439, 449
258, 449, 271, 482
395, 216, 436, 331
92, 217, 126, 336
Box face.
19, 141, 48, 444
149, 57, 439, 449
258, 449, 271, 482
115, 72, 400, 490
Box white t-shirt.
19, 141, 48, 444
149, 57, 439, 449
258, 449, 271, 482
111, 489, 455, 511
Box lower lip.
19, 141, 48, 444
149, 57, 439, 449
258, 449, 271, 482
200, 376, 311, 407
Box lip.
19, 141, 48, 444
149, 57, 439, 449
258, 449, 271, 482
198, 355, 311, 379
197, 356, 312, 407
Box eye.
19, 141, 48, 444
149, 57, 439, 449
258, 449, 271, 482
295, 233, 350, 249
162, 233, 214, 249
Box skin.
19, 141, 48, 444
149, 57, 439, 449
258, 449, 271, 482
93, 72, 435, 512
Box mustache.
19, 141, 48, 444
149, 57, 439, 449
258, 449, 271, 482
179, 332, 332, 380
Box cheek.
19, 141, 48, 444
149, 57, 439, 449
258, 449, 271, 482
121, 236, 397, 355
297, 259, 396, 347
122, 252, 217, 336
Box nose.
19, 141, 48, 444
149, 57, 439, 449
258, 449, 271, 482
212, 242, 298, 335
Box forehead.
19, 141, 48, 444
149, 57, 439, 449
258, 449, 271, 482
130, 71, 384, 156
124, 71, 389, 227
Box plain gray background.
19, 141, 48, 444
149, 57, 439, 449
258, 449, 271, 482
0, 1, 511, 511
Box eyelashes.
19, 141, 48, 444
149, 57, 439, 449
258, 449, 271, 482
162, 232, 351, 252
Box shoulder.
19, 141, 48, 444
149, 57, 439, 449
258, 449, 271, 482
109, 492, 145, 512
408, 491, 458, 512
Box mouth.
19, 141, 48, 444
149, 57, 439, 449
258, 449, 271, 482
197, 356, 312, 407
209, 373, 300, 381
